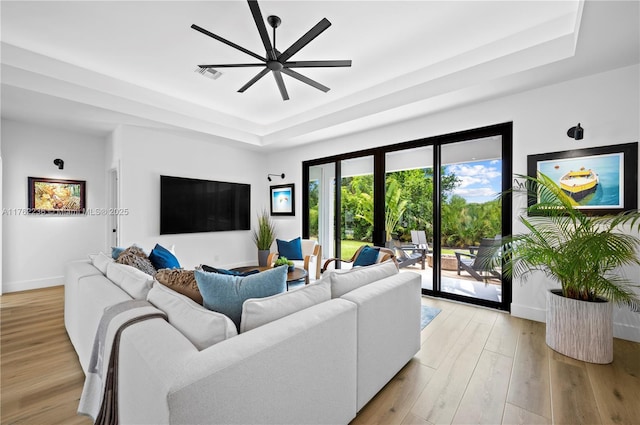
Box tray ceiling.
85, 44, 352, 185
1, 1, 638, 149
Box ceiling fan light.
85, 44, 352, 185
194, 67, 223, 80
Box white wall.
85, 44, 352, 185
1, 64, 637, 341
112, 126, 269, 270
0, 144, 3, 294
268, 64, 640, 341
1, 119, 108, 293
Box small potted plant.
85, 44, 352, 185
274, 256, 295, 272
496, 172, 640, 363
252, 209, 276, 266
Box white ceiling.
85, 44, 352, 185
1, 1, 639, 150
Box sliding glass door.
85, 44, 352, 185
340, 156, 375, 260
305, 156, 376, 266
439, 136, 504, 303
385, 146, 434, 290
307, 163, 335, 260
304, 123, 512, 310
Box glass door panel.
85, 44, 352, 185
385, 146, 434, 290
340, 156, 374, 261
440, 136, 503, 303
308, 163, 335, 264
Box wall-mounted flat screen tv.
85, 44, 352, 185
160, 175, 250, 234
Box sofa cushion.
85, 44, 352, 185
155, 268, 202, 305
276, 237, 303, 260
116, 245, 156, 276
106, 262, 155, 300
353, 246, 380, 267
89, 252, 113, 274
149, 243, 181, 270
328, 260, 399, 298
76, 274, 132, 373
240, 279, 331, 333
147, 282, 237, 350
195, 266, 287, 329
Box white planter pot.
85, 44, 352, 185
545, 289, 613, 364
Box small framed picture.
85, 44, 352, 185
28, 177, 86, 214
270, 183, 295, 216
527, 142, 637, 215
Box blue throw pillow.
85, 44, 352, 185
195, 266, 287, 329
149, 244, 181, 270
276, 237, 303, 260
111, 246, 125, 260
353, 246, 380, 267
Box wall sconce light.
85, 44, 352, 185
567, 123, 584, 140
53, 158, 64, 170
267, 173, 285, 182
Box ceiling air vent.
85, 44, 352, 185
194, 67, 222, 80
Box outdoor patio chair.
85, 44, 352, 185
388, 239, 426, 269
455, 238, 501, 281
322, 245, 396, 273
410, 230, 430, 249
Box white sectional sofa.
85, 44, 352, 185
64, 256, 421, 424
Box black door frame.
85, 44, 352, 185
303, 122, 513, 311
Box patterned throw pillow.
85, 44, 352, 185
155, 268, 203, 305
115, 245, 157, 276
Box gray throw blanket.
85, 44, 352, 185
78, 300, 167, 425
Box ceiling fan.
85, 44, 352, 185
191, 0, 352, 101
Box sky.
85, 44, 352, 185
445, 159, 502, 203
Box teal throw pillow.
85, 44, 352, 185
276, 237, 303, 260
195, 266, 287, 329
353, 246, 380, 267
149, 244, 181, 270
111, 246, 125, 260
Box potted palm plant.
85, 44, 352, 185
499, 173, 640, 363
252, 209, 276, 266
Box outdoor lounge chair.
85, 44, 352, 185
388, 239, 426, 269
322, 245, 396, 272
455, 238, 501, 281
410, 230, 430, 249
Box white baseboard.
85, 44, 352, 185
2, 276, 63, 294
614, 323, 640, 343
511, 303, 640, 343
511, 303, 546, 323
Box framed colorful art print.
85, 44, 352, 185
28, 177, 86, 214
527, 142, 637, 215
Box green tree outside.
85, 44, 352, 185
308, 165, 502, 252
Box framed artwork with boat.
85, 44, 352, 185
527, 142, 637, 215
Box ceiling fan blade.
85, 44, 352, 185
284, 60, 352, 68
281, 68, 329, 92
198, 64, 266, 68
247, 0, 276, 61
238, 68, 270, 93
272, 70, 289, 100
191, 24, 266, 62
278, 18, 331, 63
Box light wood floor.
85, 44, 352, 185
2, 286, 639, 424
